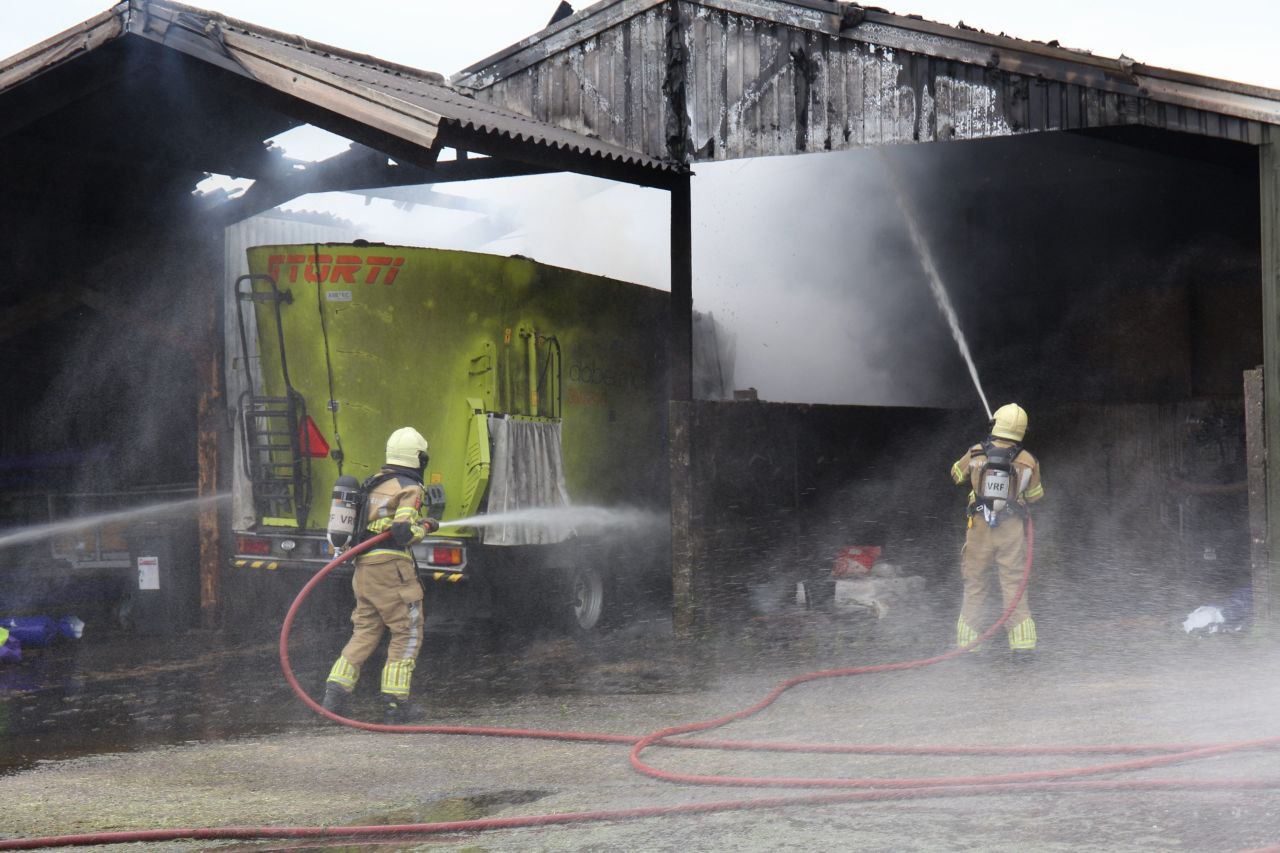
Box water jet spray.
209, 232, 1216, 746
0, 494, 231, 551
878, 150, 992, 420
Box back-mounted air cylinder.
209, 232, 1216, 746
327, 475, 363, 550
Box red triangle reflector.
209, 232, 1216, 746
300, 416, 330, 459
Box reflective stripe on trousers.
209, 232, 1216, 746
955, 617, 982, 651
326, 656, 360, 690
1008, 616, 1037, 650
381, 656, 416, 698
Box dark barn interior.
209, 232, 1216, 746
682, 127, 1261, 636
908, 127, 1260, 628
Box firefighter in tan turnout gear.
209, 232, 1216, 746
951, 403, 1044, 654
322, 427, 440, 723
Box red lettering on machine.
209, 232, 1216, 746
267, 254, 406, 285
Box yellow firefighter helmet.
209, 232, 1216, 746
990, 403, 1028, 442
386, 427, 429, 468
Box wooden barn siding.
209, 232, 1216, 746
473, 2, 1263, 163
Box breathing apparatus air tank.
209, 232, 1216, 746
327, 475, 363, 550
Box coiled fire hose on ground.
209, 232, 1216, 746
5, 519, 1280, 850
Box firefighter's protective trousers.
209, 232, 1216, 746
952, 439, 1042, 650
957, 514, 1036, 650
326, 467, 427, 698
327, 554, 424, 698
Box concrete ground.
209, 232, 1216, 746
2, 605, 1279, 851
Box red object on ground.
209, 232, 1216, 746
832, 546, 881, 577
7, 518, 1280, 851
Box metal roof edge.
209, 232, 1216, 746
0, 4, 129, 95
128, 0, 450, 86
851, 5, 1280, 104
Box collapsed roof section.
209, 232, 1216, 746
0, 0, 681, 189
452, 0, 1280, 162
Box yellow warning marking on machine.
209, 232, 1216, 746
449, 573, 462, 582
234, 560, 246, 568
251, 560, 264, 569
433, 571, 445, 581
267, 562, 279, 570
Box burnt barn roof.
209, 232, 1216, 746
0, 0, 680, 186
452, 0, 1280, 162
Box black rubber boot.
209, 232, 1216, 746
321, 683, 350, 716
381, 693, 422, 724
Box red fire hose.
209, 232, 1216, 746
4, 520, 1279, 850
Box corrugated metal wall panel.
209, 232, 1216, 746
470, 0, 1266, 164
222, 214, 355, 530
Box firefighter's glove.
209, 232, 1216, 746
389, 521, 416, 548
423, 518, 440, 534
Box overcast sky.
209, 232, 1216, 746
4, 0, 1280, 89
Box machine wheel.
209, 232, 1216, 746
563, 564, 607, 633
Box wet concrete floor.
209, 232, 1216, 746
2, 606, 1280, 850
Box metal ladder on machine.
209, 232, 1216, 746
234, 274, 312, 528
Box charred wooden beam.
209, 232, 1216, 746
663, 1, 692, 164
400, 155, 551, 184
207, 148, 558, 224
434, 123, 680, 190
209, 143, 437, 224
196, 312, 223, 629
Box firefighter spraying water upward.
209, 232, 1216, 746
951, 403, 1044, 653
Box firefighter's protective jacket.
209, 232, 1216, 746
950, 439, 1044, 513
362, 467, 427, 560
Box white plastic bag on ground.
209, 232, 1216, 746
1182, 605, 1224, 634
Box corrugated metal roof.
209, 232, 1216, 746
0, 0, 678, 180
452, 0, 1280, 164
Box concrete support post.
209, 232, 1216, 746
670, 401, 695, 639
1262, 127, 1280, 631
669, 174, 695, 639
1245, 367, 1267, 633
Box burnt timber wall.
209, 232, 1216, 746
456, 0, 1269, 164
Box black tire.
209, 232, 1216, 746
562, 564, 607, 634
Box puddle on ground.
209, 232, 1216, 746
201, 790, 554, 851
0, 616, 697, 777
0, 600, 913, 777
358, 788, 553, 825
